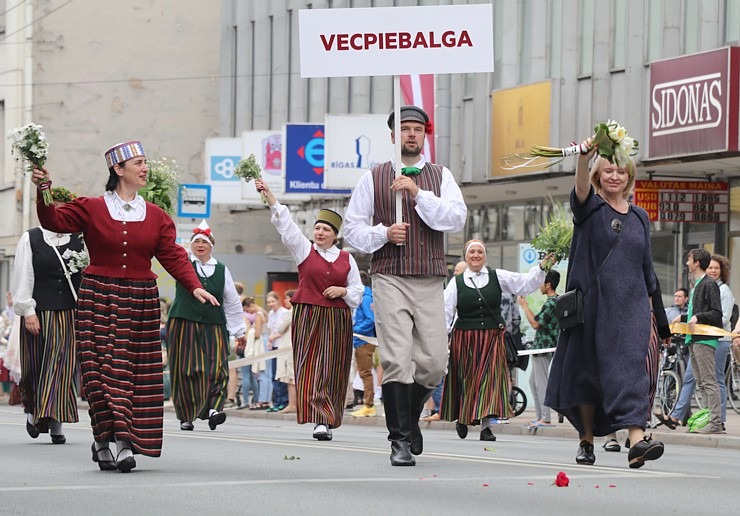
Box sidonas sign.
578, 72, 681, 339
648, 47, 739, 160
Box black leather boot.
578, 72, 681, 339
409, 382, 434, 455
382, 382, 415, 466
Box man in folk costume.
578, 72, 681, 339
344, 105, 467, 466
12, 187, 86, 445
167, 220, 246, 431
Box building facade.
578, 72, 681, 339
219, 0, 740, 303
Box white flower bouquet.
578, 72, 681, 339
7, 123, 53, 205
138, 157, 181, 215
502, 120, 639, 170
62, 248, 90, 276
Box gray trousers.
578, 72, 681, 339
372, 274, 447, 389
690, 343, 722, 430
529, 354, 552, 422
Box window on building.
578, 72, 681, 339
548, 0, 563, 78
646, 0, 663, 62
579, 0, 594, 76
519, 0, 532, 84
726, 0, 740, 44
611, 0, 627, 70
683, 0, 700, 54
492, 1, 504, 90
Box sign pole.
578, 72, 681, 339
393, 75, 402, 227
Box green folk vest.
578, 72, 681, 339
453, 267, 505, 330
168, 261, 227, 325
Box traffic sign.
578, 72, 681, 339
178, 184, 211, 218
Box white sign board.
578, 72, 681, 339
241, 131, 285, 202
299, 4, 494, 78
205, 138, 243, 205
324, 114, 393, 189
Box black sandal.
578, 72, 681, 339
91, 443, 116, 471
654, 410, 679, 430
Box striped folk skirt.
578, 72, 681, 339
19, 309, 79, 427
166, 318, 229, 422
440, 328, 512, 425
76, 275, 164, 457
291, 303, 353, 428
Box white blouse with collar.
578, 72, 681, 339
443, 265, 545, 330
269, 201, 363, 310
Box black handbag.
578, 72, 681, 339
470, 277, 524, 369
503, 329, 525, 369
555, 208, 630, 330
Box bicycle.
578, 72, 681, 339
654, 336, 688, 418
507, 363, 527, 417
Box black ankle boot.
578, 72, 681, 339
408, 382, 434, 456
575, 440, 596, 465
390, 440, 415, 466
382, 382, 415, 466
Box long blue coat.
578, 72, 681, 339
545, 187, 656, 436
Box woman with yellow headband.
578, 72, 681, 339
440, 239, 554, 441
255, 178, 363, 441
545, 136, 665, 469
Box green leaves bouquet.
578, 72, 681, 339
7, 123, 53, 205
138, 157, 181, 215
531, 200, 573, 271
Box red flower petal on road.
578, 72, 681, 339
528, 482, 534, 486
554, 471, 569, 487
482, 483, 489, 487
608, 484, 617, 488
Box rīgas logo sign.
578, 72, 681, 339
648, 47, 739, 160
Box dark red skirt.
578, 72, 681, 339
76, 275, 163, 457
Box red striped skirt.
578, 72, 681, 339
291, 303, 353, 428
20, 309, 79, 426
166, 317, 229, 422
440, 328, 512, 425
76, 275, 163, 457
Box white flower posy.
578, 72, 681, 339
7, 123, 49, 175
61, 248, 90, 276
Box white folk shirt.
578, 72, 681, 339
104, 190, 147, 222
269, 201, 363, 310
190, 254, 247, 338
443, 265, 546, 331
12, 228, 73, 317
343, 156, 467, 254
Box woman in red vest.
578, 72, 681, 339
254, 178, 363, 441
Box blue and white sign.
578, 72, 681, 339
205, 138, 243, 205
284, 124, 350, 195
324, 114, 393, 189
178, 184, 211, 219
210, 155, 240, 182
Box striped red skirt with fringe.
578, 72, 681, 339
440, 328, 512, 425
20, 309, 79, 426
291, 303, 353, 428
76, 275, 163, 457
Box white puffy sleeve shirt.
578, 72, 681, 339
343, 157, 467, 254
444, 266, 546, 331
269, 201, 363, 310
190, 255, 247, 337
12, 229, 73, 318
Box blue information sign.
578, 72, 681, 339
284, 124, 350, 194
177, 184, 211, 219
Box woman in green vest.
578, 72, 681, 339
440, 239, 554, 441
167, 221, 246, 431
